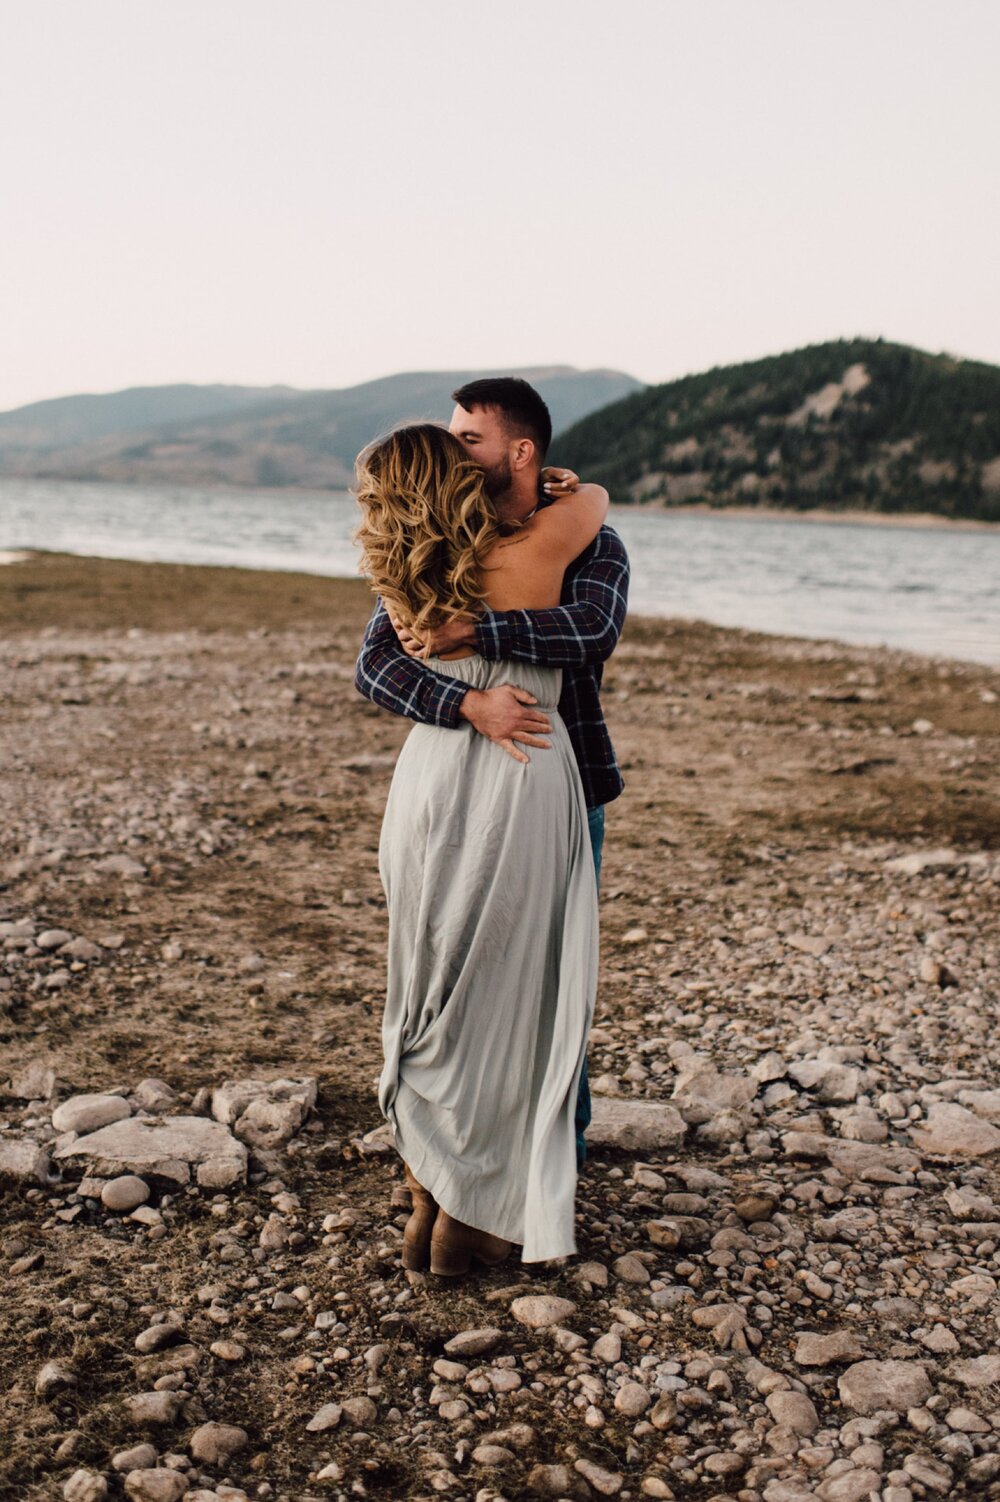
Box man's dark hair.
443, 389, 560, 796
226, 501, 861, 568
451, 377, 552, 458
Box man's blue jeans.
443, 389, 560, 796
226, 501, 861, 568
575, 804, 605, 1167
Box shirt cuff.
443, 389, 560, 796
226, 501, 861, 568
432, 675, 471, 728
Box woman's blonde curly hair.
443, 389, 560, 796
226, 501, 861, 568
354, 423, 503, 634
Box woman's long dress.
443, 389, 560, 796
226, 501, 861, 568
377, 654, 598, 1263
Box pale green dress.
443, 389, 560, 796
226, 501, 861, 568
377, 654, 598, 1263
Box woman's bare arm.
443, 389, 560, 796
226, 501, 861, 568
522, 483, 610, 564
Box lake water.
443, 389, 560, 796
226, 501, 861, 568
2, 477, 998, 666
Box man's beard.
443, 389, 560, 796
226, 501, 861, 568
482, 455, 512, 500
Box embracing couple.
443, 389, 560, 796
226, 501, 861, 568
353, 378, 629, 1275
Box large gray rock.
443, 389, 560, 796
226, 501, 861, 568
588, 1096, 686, 1150
211, 1077, 317, 1149
52, 1093, 131, 1135
909, 1102, 1000, 1159
670, 1058, 756, 1124
8, 1061, 58, 1100
0, 1138, 51, 1183
838, 1359, 932, 1414
54, 1115, 246, 1186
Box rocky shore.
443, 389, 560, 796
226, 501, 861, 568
1, 553, 998, 1502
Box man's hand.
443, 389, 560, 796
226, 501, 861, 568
460, 685, 552, 764
387, 609, 477, 659
541, 466, 580, 496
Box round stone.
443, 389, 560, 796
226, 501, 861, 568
101, 1175, 150, 1212
52, 1093, 131, 1135
614, 1380, 651, 1416
188, 1421, 249, 1465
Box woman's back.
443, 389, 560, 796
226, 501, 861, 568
480, 484, 610, 613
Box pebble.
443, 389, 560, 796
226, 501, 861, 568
341, 1394, 377, 1425
126, 1391, 184, 1426
189, 1421, 249, 1464
63, 1471, 108, 1501
101, 1174, 151, 1211
36, 1359, 76, 1397
443, 1327, 504, 1357
838, 1360, 933, 1414
305, 1402, 342, 1432
112, 1446, 158, 1473
526, 1463, 572, 1495
795, 1330, 867, 1366
209, 1340, 245, 1361
123, 1472, 189, 1502
614, 1380, 651, 1416
574, 1457, 624, 1495
511, 1295, 577, 1329
135, 1322, 184, 1354
766, 1390, 820, 1435
612, 1252, 650, 1283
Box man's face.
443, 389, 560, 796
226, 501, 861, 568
448, 403, 512, 499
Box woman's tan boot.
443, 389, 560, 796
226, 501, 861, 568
429, 1209, 512, 1278
401, 1164, 438, 1271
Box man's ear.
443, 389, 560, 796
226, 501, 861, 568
510, 437, 536, 472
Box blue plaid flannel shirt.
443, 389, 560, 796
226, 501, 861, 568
353, 524, 629, 809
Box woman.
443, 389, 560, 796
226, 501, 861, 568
354, 424, 609, 1272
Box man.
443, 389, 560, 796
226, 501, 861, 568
355, 377, 629, 1165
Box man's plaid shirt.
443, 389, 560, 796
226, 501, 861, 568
354, 524, 629, 809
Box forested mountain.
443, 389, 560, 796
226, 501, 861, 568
0, 367, 642, 489
550, 340, 1000, 520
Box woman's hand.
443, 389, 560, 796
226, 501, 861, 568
541, 467, 580, 496
388, 607, 476, 659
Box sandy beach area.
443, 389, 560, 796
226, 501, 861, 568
1, 553, 999, 1502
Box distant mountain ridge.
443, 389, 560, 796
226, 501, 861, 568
0, 367, 643, 489
550, 339, 1000, 521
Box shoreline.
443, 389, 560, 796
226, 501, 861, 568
3, 470, 997, 534
2, 550, 998, 671
612, 500, 1000, 532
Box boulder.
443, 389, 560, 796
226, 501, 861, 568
587, 1096, 686, 1150
54, 1115, 247, 1187
210, 1077, 317, 1148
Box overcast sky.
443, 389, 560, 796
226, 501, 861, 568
2, 0, 998, 411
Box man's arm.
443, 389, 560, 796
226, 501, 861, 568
474, 526, 629, 668
355, 598, 553, 762
355, 598, 470, 726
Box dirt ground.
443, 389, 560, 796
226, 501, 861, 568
1, 553, 998, 1502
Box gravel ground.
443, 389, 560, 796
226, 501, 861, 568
1, 552, 998, 1502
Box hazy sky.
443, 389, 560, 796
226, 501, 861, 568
3, 0, 998, 410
